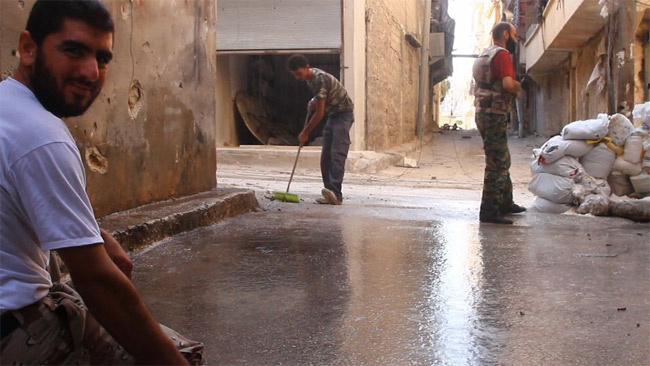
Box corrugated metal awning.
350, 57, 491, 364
217, 0, 342, 54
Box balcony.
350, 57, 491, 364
523, 0, 605, 76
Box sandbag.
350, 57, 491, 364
644, 136, 650, 169
609, 197, 650, 222
528, 196, 571, 214
607, 114, 634, 147
528, 172, 574, 204
633, 102, 650, 128
630, 173, 650, 198
612, 156, 642, 176
572, 184, 587, 205
580, 143, 616, 179
577, 194, 610, 216
608, 172, 635, 197
624, 134, 644, 164
539, 156, 582, 178
575, 172, 612, 197
538, 135, 594, 164
561, 117, 609, 140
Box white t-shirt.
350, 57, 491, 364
0, 78, 103, 310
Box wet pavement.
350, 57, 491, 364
132, 193, 650, 365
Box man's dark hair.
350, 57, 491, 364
286, 54, 310, 71
491, 22, 512, 41
26, 0, 115, 45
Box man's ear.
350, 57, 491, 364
17, 30, 38, 67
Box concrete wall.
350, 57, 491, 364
575, 30, 608, 120
540, 58, 571, 136
0, 0, 217, 217
365, 0, 424, 151
216, 55, 247, 147
343, 0, 367, 151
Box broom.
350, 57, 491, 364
273, 111, 311, 203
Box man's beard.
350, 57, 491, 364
506, 37, 516, 54
30, 51, 101, 118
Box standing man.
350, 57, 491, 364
472, 22, 526, 224
286, 54, 354, 205
0, 1, 203, 364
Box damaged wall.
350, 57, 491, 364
0, 0, 217, 217
365, 0, 424, 151
575, 30, 609, 121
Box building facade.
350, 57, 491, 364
215, 0, 453, 151
512, 0, 649, 136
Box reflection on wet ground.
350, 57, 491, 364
133, 200, 649, 365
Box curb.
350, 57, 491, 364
98, 188, 259, 252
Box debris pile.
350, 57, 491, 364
528, 112, 650, 222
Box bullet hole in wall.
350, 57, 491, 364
128, 80, 144, 119
18, 0, 25, 10
85, 146, 108, 174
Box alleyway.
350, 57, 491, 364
132, 134, 649, 365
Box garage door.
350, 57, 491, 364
217, 0, 342, 54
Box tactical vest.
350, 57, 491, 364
472, 45, 515, 115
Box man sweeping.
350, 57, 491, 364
286, 54, 354, 205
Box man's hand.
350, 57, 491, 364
57, 244, 188, 365
298, 129, 309, 145
100, 228, 133, 279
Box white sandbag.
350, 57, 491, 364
539, 156, 582, 178
633, 102, 650, 128
528, 172, 574, 204
575, 172, 612, 197
608, 172, 635, 197
530, 159, 542, 176
624, 134, 644, 164
580, 143, 616, 179
538, 135, 594, 164
630, 173, 650, 198
577, 194, 610, 216
572, 184, 587, 205
644, 136, 650, 169
607, 114, 634, 147
561, 117, 609, 140
612, 156, 642, 176
528, 196, 571, 214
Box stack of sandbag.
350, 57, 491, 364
528, 113, 650, 221
528, 137, 589, 214
606, 114, 650, 198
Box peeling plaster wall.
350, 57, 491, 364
575, 31, 608, 121
365, 0, 423, 151
540, 59, 570, 136
0, 0, 217, 217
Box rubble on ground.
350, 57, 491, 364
528, 107, 650, 222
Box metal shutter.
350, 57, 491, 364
217, 0, 342, 54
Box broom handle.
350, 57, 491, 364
286, 144, 303, 193
286, 110, 312, 193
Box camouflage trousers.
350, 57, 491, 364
476, 112, 514, 216
0, 282, 205, 365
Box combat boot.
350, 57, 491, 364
505, 204, 527, 214
479, 213, 513, 225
